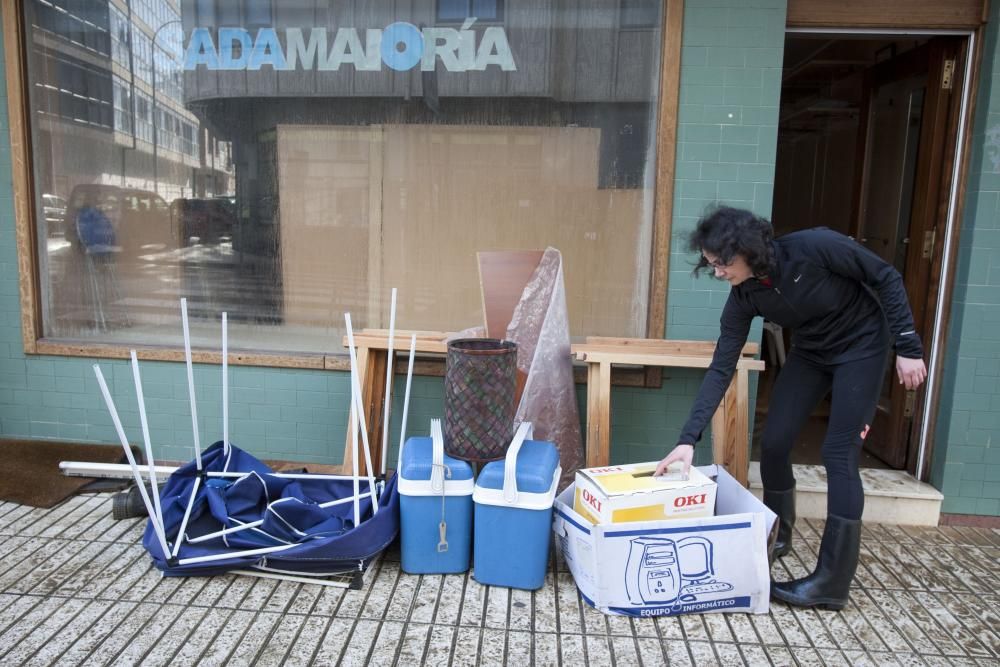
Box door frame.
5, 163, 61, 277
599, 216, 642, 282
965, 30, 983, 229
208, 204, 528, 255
786, 26, 981, 482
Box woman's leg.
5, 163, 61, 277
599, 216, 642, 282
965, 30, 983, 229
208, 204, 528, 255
758, 352, 832, 492
758, 352, 831, 559
772, 351, 889, 609
822, 352, 889, 520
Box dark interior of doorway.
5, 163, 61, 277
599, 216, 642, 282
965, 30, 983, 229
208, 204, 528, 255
751, 34, 933, 471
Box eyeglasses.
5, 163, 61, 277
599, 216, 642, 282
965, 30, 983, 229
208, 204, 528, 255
703, 255, 732, 270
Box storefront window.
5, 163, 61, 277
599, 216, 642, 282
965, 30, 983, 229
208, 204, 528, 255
22, 0, 667, 356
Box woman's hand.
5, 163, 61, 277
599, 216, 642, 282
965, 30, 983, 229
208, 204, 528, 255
655, 444, 694, 476
896, 355, 927, 390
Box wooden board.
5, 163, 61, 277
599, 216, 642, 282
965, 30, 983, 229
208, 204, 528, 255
477, 250, 544, 338
786, 0, 986, 29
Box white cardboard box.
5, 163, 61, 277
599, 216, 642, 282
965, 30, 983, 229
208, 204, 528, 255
554, 465, 777, 618
574, 462, 717, 524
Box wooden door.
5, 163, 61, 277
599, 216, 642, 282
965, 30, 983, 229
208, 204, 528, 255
851, 38, 964, 468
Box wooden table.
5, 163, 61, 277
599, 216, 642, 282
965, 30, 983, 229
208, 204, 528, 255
338, 330, 451, 475
572, 337, 765, 487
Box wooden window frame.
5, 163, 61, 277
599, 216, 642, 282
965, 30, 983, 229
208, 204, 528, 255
3, 0, 683, 385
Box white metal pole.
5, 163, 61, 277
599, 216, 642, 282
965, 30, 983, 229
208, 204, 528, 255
380, 288, 397, 476
130, 350, 166, 539
345, 313, 380, 514
186, 518, 264, 543
318, 491, 372, 509
92, 364, 171, 558
231, 569, 351, 588
171, 476, 201, 558
180, 298, 203, 469
222, 311, 229, 457
349, 374, 361, 526
396, 334, 417, 472
177, 542, 297, 566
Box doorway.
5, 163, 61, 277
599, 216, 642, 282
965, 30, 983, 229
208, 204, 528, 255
753, 33, 968, 471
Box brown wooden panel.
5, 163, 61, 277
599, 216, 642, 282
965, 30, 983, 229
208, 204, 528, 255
786, 0, 986, 29
477, 250, 543, 337
2, 3, 40, 354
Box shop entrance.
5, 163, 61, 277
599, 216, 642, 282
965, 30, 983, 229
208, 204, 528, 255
754, 32, 968, 471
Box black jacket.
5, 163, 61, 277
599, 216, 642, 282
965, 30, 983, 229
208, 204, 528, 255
677, 228, 923, 447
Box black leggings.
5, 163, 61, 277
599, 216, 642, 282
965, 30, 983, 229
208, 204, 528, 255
759, 350, 889, 520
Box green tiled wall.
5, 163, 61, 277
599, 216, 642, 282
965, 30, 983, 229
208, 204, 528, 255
0, 1, 786, 469
609, 0, 786, 465
930, 1, 1000, 516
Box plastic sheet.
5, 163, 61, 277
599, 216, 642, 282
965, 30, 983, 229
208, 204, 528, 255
506, 247, 584, 489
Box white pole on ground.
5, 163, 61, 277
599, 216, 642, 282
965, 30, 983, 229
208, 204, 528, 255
171, 475, 201, 558
396, 334, 417, 472
380, 288, 397, 476
345, 313, 380, 514
222, 311, 229, 457
130, 350, 167, 541
93, 364, 171, 558
177, 542, 297, 566
231, 569, 351, 588
180, 298, 203, 470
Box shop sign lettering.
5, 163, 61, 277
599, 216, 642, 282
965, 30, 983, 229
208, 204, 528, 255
184, 19, 516, 72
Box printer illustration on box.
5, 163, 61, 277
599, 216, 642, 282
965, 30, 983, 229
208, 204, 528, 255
624, 536, 734, 606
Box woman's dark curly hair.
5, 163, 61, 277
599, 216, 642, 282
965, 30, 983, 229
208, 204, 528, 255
689, 205, 776, 278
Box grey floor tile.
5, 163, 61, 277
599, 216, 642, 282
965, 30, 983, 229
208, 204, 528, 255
609, 635, 640, 666
395, 621, 431, 666
458, 577, 487, 628
480, 627, 507, 666
532, 573, 558, 633
24, 599, 114, 667
738, 643, 771, 666
433, 573, 465, 627
451, 625, 483, 666
99, 601, 183, 666
584, 634, 613, 665
687, 640, 720, 666
485, 584, 510, 629
0, 597, 89, 667
282, 616, 330, 667
366, 619, 406, 667
168, 607, 241, 667
764, 644, 796, 666
253, 612, 307, 666
336, 618, 379, 667
311, 616, 355, 666
508, 588, 533, 632
423, 624, 456, 666
558, 632, 585, 664
635, 636, 666, 665
664, 638, 694, 666
505, 629, 532, 665
384, 568, 419, 622
534, 631, 560, 666
136, 604, 210, 667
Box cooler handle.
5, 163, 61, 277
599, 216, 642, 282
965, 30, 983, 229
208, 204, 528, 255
503, 421, 533, 503
430, 418, 445, 493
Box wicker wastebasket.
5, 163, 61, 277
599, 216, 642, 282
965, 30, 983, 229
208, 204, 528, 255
443, 339, 518, 463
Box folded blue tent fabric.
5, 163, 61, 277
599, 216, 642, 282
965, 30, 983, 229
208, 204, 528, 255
142, 441, 399, 577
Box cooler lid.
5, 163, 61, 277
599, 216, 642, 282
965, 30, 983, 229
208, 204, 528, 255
476, 440, 560, 493
399, 435, 474, 497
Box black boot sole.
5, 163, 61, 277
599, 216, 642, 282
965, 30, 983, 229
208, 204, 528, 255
771, 588, 847, 611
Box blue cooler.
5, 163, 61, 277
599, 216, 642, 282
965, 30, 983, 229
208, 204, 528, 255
473, 422, 561, 589
398, 419, 474, 574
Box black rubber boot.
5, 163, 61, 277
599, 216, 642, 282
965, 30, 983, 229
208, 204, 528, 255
763, 486, 796, 560
771, 514, 862, 610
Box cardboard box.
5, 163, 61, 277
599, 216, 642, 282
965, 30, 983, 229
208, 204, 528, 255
573, 461, 717, 524
554, 466, 777, 617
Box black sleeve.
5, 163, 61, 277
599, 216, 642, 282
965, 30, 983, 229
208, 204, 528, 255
676, 292, 755, 447
807, 229, 924, 359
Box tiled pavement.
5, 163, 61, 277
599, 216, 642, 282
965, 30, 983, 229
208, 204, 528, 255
0, 493, 998, 666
